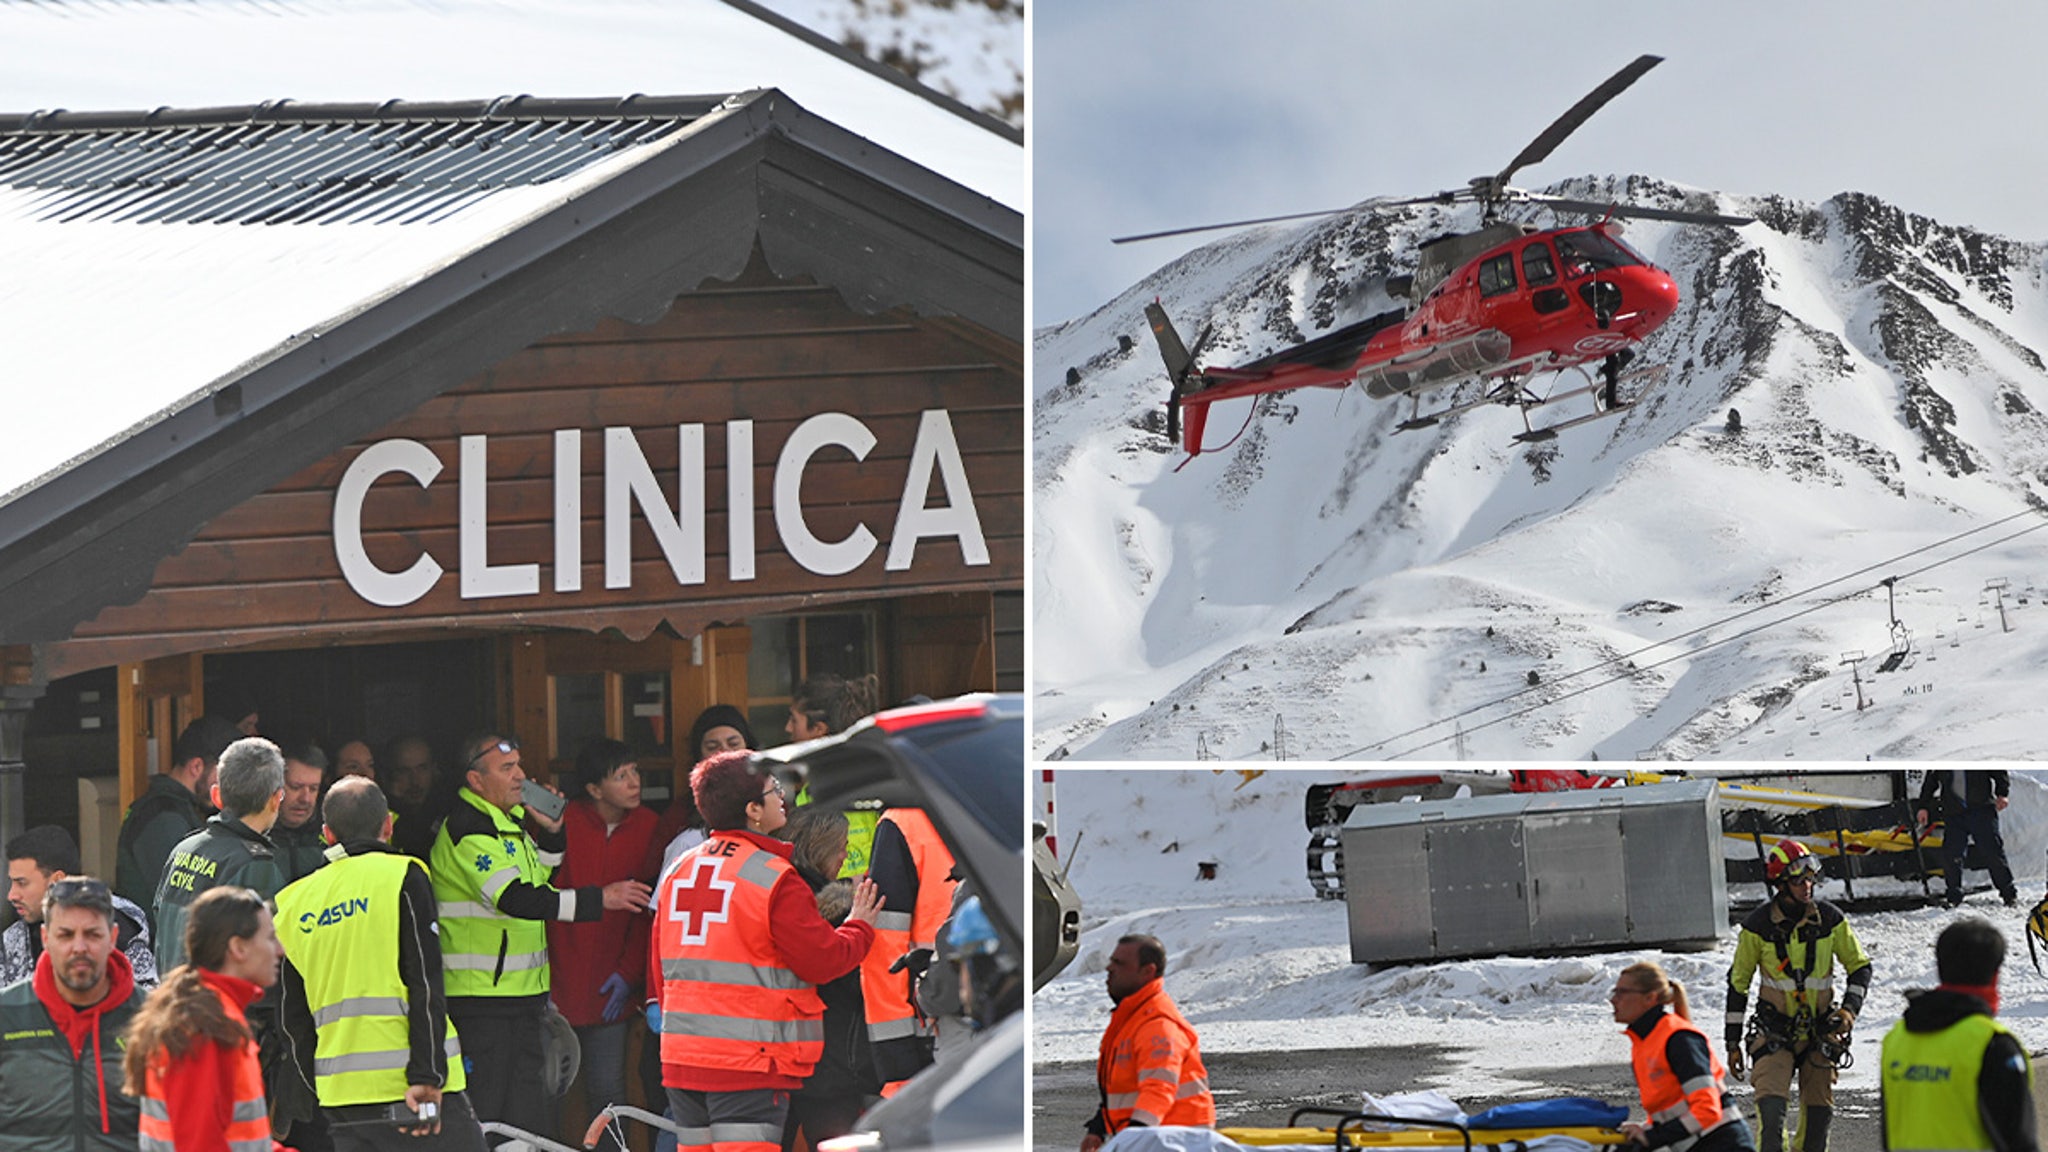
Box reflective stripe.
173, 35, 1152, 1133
1723, 1010, 1745, 1024
660, 957, 810, 990
438, 900, 504, 920
709, 1122, 784, 1143
736, 852, 782, 889
661, 1011, 824, 1046
232, 1099, 267, 1123
231, 1139, 272, 1152
873, 909, 914, 932
868, 1014, 925, 1041
140, 1098, 169, 1120
444, 948, 547, 972
1760, 974, 1832, 992
1105, 1091, 1140, 1109
675, 1129, 712, 1144
1178, 1078, 1211, 1099
312, 996, 409, 1029
1137, 1068, 1176, 1084
140, 1139, 176, 1152
478, 867, 522, 902
318, 1048, 410, 1076
1130, 1108, 1163, 1127
1679, 1074, 1716, 1095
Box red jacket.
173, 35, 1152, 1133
139, 969, 281, 1152
650, 829, 876, 1092
548, 799, 661, 1027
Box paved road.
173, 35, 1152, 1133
1034, 1047, 1882, 1152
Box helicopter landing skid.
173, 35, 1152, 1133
1511, 362, 1665, 443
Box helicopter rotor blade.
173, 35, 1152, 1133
1527, 193, 1753, 227
1111, 194, 1452, 245
1493, 54, 1664, 191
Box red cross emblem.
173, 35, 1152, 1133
667, 855, 735, 946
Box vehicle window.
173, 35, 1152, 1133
1555, 230, 1641, 277
1477, 253, 1518, 298
1521, 242, 1558, 286
899, 721, 1022, 847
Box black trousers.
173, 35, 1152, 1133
665, 1085, 790, 1152
1942, 804, 2016, 900
327, 1091, 489, 1152
448, 1002, 556, 1147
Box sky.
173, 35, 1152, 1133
1033, 2, 2048, 327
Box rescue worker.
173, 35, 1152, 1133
1726, 840, 1872, 1152
786, 674, 880, 877
154, 735, 289, 973
427, 732, 650, 1140
861, 804, 958, 1089
0, 876, 145, 1152
276, 776, 486, 1151
1613, 961, 1754, 1152
653, 750, 881, 1152
1880, 916, 2036, 1152
124, 885, 286, 1152
1081, 934, 1213, 1152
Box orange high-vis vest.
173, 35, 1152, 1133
1098, 978, 1214, 1132
862, 808, 957, 1060
138, 972, 272, 1152
656, 832, 826, 1079
1629, 1009, 1737, 1149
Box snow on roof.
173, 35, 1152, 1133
0, 97, 722, 507
0, 0, 1021, 514
0, 0, 1019, 206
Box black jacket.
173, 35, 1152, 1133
1919, 770, 2010, 815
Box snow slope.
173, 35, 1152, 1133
1032, 769, 2048, 1102
1033, 181, 2048, 761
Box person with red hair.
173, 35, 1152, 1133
650, 751, 882, 1152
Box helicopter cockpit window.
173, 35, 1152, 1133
1477, 253, 1518, 298
1521, 242, 1558, 286
1554, 230, 1640, 277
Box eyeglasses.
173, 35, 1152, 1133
1608, 985, 1648, 1000
467, 738, 519, 767
758, 778, 785, 801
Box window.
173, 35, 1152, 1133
1521, 242, 1558, 286
1477, 253, 1518, 298
747, 610, 877, 738
1555, 229, 1642, 277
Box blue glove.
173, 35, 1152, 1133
600, 973, 630, 1024
644, 1000, 662, 1034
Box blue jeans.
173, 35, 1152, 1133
575, 1022, 629, 1151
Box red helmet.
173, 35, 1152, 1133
1765, 839, 1822, 884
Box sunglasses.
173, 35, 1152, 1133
48, 877, 111, 901
467, 738, 519, 767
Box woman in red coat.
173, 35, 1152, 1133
550, 737, 661, 1151
124, 886, 285, 1152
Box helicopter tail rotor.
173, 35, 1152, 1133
1145, 301, 1210, 446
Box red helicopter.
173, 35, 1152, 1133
1126, 54, 1752, 465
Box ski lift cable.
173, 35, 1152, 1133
1330, 510, 2048, 760
1373, 517, 2048, 759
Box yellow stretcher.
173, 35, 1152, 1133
1219, 1109, 1630, 1150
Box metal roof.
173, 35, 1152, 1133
0, 0, 1020, 207
0, 88, 1021, 645
0, 100, 702, 226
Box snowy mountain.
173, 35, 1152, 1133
1032, 177, 2048, 761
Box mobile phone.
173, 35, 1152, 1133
520, 778, 568, 821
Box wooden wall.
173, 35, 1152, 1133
50, 264, 1022, 678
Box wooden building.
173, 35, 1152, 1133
0, 79, 1020, 847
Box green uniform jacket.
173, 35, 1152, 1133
269, 821, 331, 886
113, 774, 209, 915
153, 814, 285, 973
0, 957, 144, 1152
1725, 897, 1871, 1049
